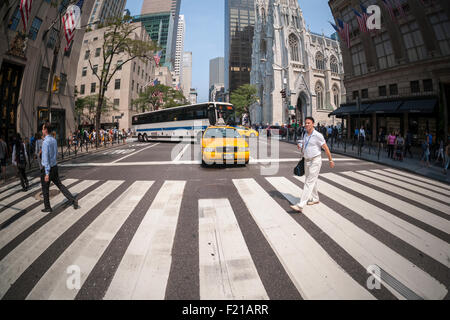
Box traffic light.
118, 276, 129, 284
280, 89, 286, 99
52, 76, 61, 93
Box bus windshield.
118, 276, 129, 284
216, 104, 235, 125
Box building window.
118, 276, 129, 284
374, 32, 396, 70
361, 89, 368, 99
133, 62, 136, 72
39, 67, 50, 91
114, 99, 120, 107
95, 48, 101, 57
410, 80, 420, 93
400, 21, 427, 62
379, 86, 387, 97
47, 28, 58, 49
333, 86, 340, 108
84, 50, 90, 60
350, 44, 367, 76
423, 79, 433, 92
389, 84, 398, 96
91, 82, 96, 93
8, 6, 21, 31
429, 12, 450, 55
115, 79, 121, 90
315, 82, 324, 109
92, 65, 98, 75
82, 67, 87, 77
28, 17, 43, 40
117, 60, 123, 70
353, 90, 359, 100
137, 83, 139, 93
315, 52, 325, 70
59, 74, 67, 94
132, 80, 134, 91
80, 84, 85, 95
93, 37, 98, 41
330, 56, 339, 73
289, 34, 300, 62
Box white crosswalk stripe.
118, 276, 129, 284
0, 167, 448, 300
0, 177, 40, 199
269, 176, 447, 300
383, 168, 450, 191
104, 181, 184, 300
26, 181, 153, 300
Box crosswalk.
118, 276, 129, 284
0, 168, 448, 300
102, 149, 135, 155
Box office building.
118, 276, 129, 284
209, 57, 224, 88
175, 15, 185, 79
88, 0, 127, 26
225, 0, 256, 93
329, 0, 450, 141
182, 52, 192, 99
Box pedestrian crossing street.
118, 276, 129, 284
0, 168, 449, 300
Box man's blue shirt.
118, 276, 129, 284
41, 135, 58, 175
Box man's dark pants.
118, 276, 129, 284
41, 166, 75, 209
17, 165, 28, 189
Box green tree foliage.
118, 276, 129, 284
132, 84, 188, 113
86, 16, 159, 144
75, 95, 116, 124
230, 84, 258, 124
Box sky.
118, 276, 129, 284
125, 0, 335, 102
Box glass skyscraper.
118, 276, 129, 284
225, 0, 256, 93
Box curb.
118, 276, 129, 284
281, 140, 450, 185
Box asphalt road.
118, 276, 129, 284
0, 138, 449, 300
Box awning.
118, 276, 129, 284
365, 101, 403, 114
329, 103, 370, 117
398, 99, 437, 113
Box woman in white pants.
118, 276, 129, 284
291, 117, 335, 213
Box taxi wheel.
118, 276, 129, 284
201, 159, 209, 167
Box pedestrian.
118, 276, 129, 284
0, 136, 8, 183
420, 140, 431, 167
395, 134, 404, 161
444, 140, 449, 174
404, 130, 413, 158
435, 139, 445, 166
290, 117, 335, 213
387, 132, 396, 159
12, 134, 29, 191
40, 122, 78, 213
359, 126, 366, 149
35, 132, 43, 170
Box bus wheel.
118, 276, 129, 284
138, 134, 143, 142
143, 134, 149, 142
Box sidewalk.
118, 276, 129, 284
282, 137, 450, 184
2, 138, 136, 184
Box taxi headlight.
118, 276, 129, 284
238, 147, 249, 152
204, 147, 215, 153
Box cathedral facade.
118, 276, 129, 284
250, 0, 346, 126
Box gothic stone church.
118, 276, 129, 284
250, 0, 345, 126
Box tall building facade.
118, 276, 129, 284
209, 57, 225, 101
175, 15, 185, 79
0, 0, 94, 143
75, 23, 155, 130
329, 0, 450, 142
88, 0, 127, 26
225, 0, 256, 93
251, 0, 345, 126
182, 52, 192, 99
140, 0, 181, 68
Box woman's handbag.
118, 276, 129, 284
294, 158, 305, 176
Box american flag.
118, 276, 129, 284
353, 8, 368, 34
382, 0, 396, 22
20, 0, 33, 31
62, 0, 84, 51
152, 91, 163, 104
337, 18, 350, 49
153, 50, 163, 66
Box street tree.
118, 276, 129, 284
133, 84, 188, 113
75, 94, 116, 125
85, 15, 159, 145
230, 84, 258, 125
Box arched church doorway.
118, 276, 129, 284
295, 93, 307, 126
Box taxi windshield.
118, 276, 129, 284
204, 128, 241, 138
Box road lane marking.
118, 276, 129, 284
198, 198, 268, 300
26, 181, 153, 300
173, 143, 191, 162
360, 170, 449, 203
233, 178, 375, 300
111, 143, 160, 163
104, 181, 184, 300
270, 176, 447, 300
383, 168, 450, 191
0, 181, 124, 299
372, 169, 450, 196
0, 180, 90, 251
322, 173, 450, 234
343, 171, 450, 215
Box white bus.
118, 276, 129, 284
132, 102, 236, 142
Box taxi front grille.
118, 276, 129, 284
216, 146, 238, 153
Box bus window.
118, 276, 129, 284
208, 108, 216, 125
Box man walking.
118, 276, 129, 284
41, 122, 78, 213
291, 117, 335, 213
0, 136, 8, 183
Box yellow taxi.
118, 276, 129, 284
202, 126, 250, 165
234, 125, 259, 138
